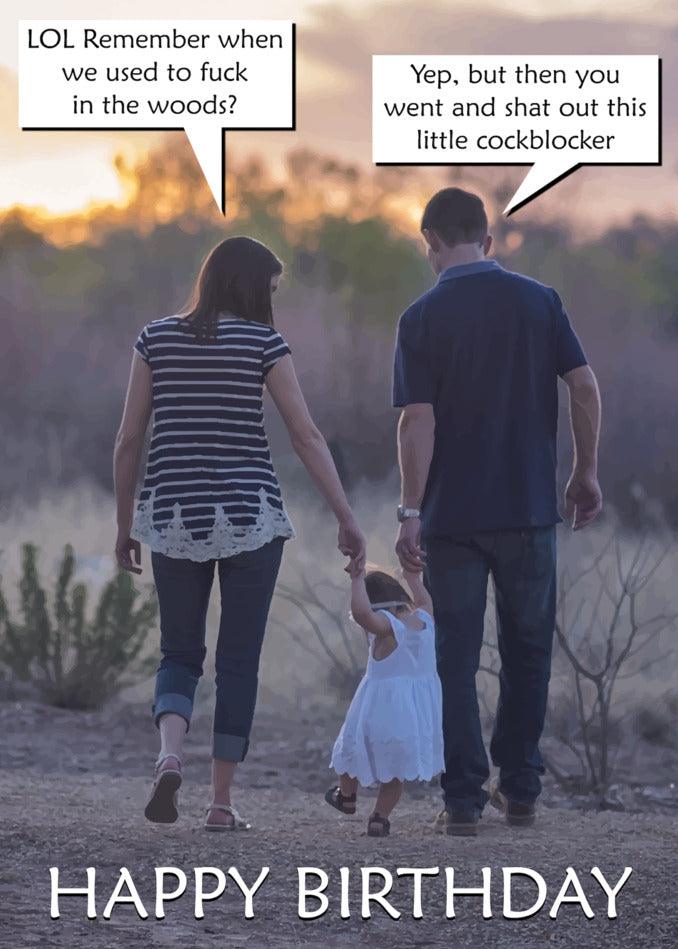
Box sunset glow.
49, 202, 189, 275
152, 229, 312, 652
2, 1, 676, 231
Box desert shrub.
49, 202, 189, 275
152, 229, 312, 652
633, 692, 678, 748
545, 532, 677, 804
0, 542, 157, 709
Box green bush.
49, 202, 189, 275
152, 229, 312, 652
0, 543, 157, 709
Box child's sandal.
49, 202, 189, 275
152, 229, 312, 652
324, 786, 357, 815
367, 813, 390, 837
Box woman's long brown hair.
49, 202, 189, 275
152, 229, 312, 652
182, 236, 283, 341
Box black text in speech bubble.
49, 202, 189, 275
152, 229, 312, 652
18, 19, 296, 214
372, 55, 661, 215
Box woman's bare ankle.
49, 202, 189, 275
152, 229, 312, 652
211, 759, 237, 808
158, 752, 181, 764
211, 794, 231, 807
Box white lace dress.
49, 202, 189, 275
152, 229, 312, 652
330, 609, 444, 786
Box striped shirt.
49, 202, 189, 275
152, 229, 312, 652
130, 315, 295, 561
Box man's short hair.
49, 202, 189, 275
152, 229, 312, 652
421, 188, 488, 247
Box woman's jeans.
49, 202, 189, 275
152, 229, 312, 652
151, 538, 284, 762
426, 527, 557, 813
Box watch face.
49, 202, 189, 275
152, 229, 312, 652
398, 507, 419, 522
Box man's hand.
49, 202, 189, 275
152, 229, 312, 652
564, 469, 602, 530
338, 516, 366, 577
395, 517, 426, 571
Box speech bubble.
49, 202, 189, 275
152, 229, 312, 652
18, 19, 296, 214
372, 55, 661, 215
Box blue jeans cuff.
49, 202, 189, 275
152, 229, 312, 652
153, 692, 193, 729
444, 789, 489, 814
213, 732, 249, 762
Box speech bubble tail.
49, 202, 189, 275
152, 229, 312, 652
185, 125, 226, 215
503, 160, 580, 217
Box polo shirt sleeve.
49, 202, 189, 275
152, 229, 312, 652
552, 290, 587, 378
393, 306, 434, 407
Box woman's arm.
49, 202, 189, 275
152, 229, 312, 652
402, 568, 433, 614
266, 354, 366, 574
350, 572, 392, 637
113, 353, 152, 573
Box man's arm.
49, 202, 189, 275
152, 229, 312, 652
562, 364, 602, 530
395, 403, 435, 569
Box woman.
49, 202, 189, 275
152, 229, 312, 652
113, 236, 365, 829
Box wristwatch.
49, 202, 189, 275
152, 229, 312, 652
397, 505, 421, 523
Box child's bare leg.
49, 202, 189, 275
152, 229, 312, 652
373, 778, 402, 818
340, 774, 358, 798
325, 773, 358, 813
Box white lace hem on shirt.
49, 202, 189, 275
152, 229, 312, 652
131, 487, 295, 561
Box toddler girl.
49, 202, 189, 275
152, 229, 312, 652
325, 566, 444, 836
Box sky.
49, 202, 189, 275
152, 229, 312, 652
1, 0, 677, 227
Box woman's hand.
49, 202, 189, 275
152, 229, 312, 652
338, 516, 366, 577
115, 531, 142, 574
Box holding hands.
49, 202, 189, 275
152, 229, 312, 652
338, 514, 367, 577
395, 515, 426, 573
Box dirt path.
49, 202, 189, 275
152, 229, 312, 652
2, 699, 677, 948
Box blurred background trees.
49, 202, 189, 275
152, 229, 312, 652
1, 137, 677, 525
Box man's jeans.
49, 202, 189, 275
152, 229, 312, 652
151, 538, 284, 762
426, 528, 556, 813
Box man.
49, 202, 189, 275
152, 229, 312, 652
393, 187, 602, 836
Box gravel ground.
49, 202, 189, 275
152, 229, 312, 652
1, 699, 677, 948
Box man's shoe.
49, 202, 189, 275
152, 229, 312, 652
434, 808, 479, 837
489, 785, 536, 827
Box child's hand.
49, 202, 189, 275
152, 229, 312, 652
345, 558, 365, 579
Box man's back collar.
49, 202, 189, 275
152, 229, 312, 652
438, 260, 502, 282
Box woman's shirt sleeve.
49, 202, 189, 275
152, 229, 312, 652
134, 326, 151, 365
262, 328, 291, 376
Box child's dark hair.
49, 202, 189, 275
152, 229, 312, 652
365, 569, 412, 611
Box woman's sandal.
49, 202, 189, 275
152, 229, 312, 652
367, 813, 390, 837
204, 803, 252, 832
324, 786, 357, 815
144, 754, 182, 824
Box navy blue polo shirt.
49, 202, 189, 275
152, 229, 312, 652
393, 259, 587, 537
